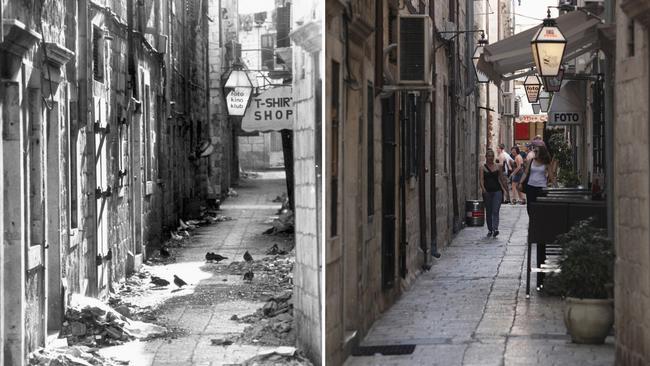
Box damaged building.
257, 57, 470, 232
0, 0, 235, 363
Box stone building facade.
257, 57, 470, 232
325, 0, 496, 363
614, 0, 650, 364
0, 0, 232, 364
290, 1, 323, 362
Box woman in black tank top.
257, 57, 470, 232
479, 149, 508, 238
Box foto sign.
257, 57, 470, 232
227, 87, 252, 116
549, 112, 582, 125
241, 86, 293, 132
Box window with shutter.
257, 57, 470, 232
93, 26, 104, 82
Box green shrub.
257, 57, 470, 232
543, 218, 614, 299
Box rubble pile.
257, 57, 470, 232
264, 210, 295, 235
61, 295, 166, 347
226, 254, 294, 292
234, 291, 296, 346
242, 347, 313, 366
29, 345, 128, 366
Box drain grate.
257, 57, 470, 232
352, 344, 416, 356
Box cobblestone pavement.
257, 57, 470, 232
100, 171, 293, 366
345, 205, 615, 366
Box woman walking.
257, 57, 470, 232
480, 149, 509, 238
519, 144, 555, 214
510, 146, 526, 204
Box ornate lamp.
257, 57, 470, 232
531, 10, 567, 77
472, 32, 490, 84
523, 72, 542, 104
224, 59, 254, 116
532, 103, 541, 114
542, 65, 564, 92
538, 91, 554, 113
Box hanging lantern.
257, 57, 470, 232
532, 104, 541, 114
224, 60, 255, 116
542, 65, 564, 92
538, 91, 553, 113
523, 73, 542, 104
531, 10, 567, 77
472, 32, 490, 84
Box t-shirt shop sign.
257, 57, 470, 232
241, 86, 293, 132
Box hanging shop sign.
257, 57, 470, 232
241, 86, 293, 132
547, 80, 585, 126
227, 87, 252, 116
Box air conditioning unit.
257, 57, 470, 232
397, 14, 432, 85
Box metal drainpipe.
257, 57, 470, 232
431, 2, 439, 258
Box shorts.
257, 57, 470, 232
512, 172, 523, 183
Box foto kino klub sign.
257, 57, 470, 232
241, 86, 293, 132
227, 87, 252, 116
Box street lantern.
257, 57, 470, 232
542, 65, 564, 92
225, 60, 254, 89
523, 73, 542, 104
225, 60, 254, 116
472, 32, 489, 84
532, 104, 541, 114
531, 10, 567, 77
538, 91, 553, 113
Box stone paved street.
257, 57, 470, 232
345, 205, 615, 366
99, 171, 294, 366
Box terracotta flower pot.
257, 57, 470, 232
564, 297, 614, 344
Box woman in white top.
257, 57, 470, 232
518, 145, 555, 214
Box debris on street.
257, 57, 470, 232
235, 291, 295, 346
28, 345, 128, 366
61, 295, 166, 348
263, 210, 295, 235
242, 347, 313, 366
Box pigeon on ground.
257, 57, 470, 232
212, 253, 228, 263
266, 244, 283, 255
173, 275, 187, 287
171, 232, 183, 241
243, 270, 254, 282
150, 276, 170, 286
205, 252, 228, 262
160, 247, 170, 258
243, 251, 253, 262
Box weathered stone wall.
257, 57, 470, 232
326, 0, 479, 364
614, 3, 650, 364
1, 0, 216, 363
291, 6, 322, 361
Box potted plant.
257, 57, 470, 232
544, 218, 615, 344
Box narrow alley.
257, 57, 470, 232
97, 171, 301, 365
345, 205, 615, 366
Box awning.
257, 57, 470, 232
477, 11, 604, 82
547, 80, 586, 126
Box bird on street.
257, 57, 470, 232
150, 276, 170, 286
243, 270, 254, 282
243, 251, 253, 262
173, 275, 187, 287
213, 253, 228, 262
171, 231, 183, 241
160, 247, 170, 258
205, 252, 228, 262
